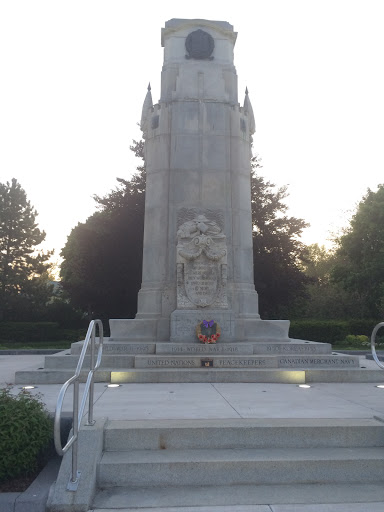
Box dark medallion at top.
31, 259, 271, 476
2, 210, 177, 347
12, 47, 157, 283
185, 29, 214, 60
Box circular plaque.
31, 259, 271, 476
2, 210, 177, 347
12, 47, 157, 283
185, 29, 214, 60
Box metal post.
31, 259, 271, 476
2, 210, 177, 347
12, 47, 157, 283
87, 326, 96, 425
67, 379, 81, 490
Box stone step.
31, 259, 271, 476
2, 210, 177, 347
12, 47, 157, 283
97, 446, 384, 488
41, 351, 358, 373
44, 354, 135, 369
133, 354, 359, 369
14, 368, 112, 384
69, 339, 333, 357
111, 367, 375, 384
70, 340, 156, 355
155, 340, 333, 356
92, 483, 384, 510
15, 366, 384, 384
103, 418, 384, 451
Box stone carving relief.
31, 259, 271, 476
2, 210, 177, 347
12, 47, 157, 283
176, 211, 228, 309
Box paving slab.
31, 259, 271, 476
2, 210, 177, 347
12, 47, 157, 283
3, 355, 384, 512
92, 482, 384, 509
92, 505, 384, 512
0, 355, 46, 387
2, 354, 384, 420
92, 507, 272, 512
271, 504, 384, 512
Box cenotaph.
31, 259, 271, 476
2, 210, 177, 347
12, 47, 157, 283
15, 19, 361, 385
110, 18, 289, 343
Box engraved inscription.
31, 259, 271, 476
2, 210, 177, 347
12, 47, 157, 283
170, 345, 240, 354
145, 359, 197, 367
217, 359, 267, 367
184, 258, 218, 307
266, 345, 317, 354
279, 357, 358, 367
101, 344, 153, 354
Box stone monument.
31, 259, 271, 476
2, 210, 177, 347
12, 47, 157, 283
15, 18, 362, 385
110, 18, 289, 343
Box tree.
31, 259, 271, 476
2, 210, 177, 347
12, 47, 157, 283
60, 141, 145, 320
60, 146, 309, 320
332, 184, 384, 318
0, 179, 52, 321
251, 156, 310, 318
298, 243, 365, 319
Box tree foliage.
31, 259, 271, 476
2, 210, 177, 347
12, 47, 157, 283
60, 141, 145, 320
60, 146, 309, 320
297, 244, 365, 319
0, 179, 52, 321
251, 156, 310, 318
332, 184, 384, 318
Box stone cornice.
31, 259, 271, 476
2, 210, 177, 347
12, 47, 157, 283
161, 18, 237, 47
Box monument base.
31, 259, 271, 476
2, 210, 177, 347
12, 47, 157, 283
110, 312, 290, 343
15, 338, 369, 385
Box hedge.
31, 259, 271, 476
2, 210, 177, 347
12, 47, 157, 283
289, 319, 381, 343
0, 322, 85, 344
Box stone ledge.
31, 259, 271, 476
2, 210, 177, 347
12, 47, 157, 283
0, 456, 61, 512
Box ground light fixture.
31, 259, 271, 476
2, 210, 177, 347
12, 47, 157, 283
20, 385, 36, 390
375, 385, 384, 389
106, 384, 121, 388
298, 384, 311, 389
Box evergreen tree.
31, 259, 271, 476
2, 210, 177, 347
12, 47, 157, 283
0, 179, 52, 320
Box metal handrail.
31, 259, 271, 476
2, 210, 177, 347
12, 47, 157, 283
54, 319, 104, 491
371, 321, 384, 370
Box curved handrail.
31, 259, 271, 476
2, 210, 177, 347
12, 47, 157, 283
371, 322, 384, 370
53, 319, 104, 490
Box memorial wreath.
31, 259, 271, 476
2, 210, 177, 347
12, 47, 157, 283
196, 320, 221, 344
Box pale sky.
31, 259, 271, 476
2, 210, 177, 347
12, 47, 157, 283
1, 0, 383, 266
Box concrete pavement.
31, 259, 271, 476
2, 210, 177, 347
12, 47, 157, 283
2, 354, 384, 420
2, 354, 384, 511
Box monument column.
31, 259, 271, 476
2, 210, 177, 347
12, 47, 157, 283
110, 19, 289, 342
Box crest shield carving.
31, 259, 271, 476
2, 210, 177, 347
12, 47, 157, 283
176, 212, 228, 309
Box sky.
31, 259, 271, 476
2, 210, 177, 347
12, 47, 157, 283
1, 0, 384, 268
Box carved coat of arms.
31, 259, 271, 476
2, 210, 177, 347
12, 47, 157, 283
176, 213, 228, 309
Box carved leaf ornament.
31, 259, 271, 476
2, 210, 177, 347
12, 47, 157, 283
178, 235, 227, 261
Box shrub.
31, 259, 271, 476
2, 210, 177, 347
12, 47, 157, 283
0, 322, 59, 343
344, 335, 369, 346
0, 387, 53, 481
0, 322, 86, 344
289, 320, 350, 343
290, 319, 382, 343
347, 319, 382, 337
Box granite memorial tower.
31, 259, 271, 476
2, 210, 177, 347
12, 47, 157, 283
110, 19, 289, 342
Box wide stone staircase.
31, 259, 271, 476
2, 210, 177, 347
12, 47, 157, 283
15, 338, 382, 385
49, 417, 384, 511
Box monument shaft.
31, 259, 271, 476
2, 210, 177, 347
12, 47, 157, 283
110, 19, 289, 342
